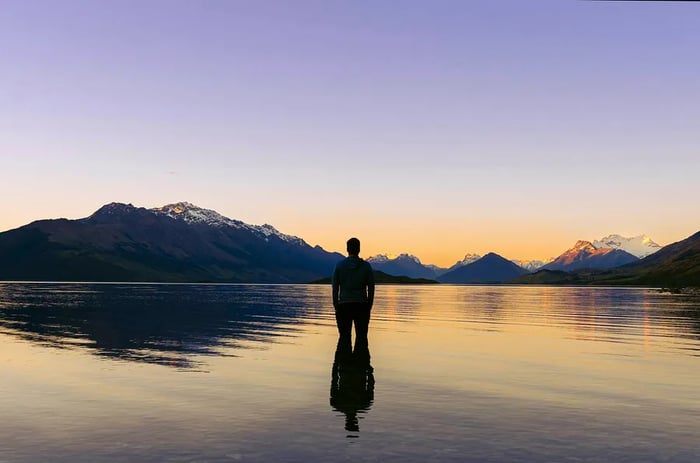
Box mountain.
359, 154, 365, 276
152, 202, 306, 245
367, 254, 444, 279
597, 231, 700, 286
438, 252, 529, 284
593, 234, 661, 258
0, 202, 344, 283
448, 254, 548, 273
512, 259, 550, 272
542, 240, 638, 271
512, 231, 700, 287
445, 253, 482, 272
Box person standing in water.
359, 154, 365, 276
332, 237, 375, 344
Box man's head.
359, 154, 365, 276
346, 237, 360, 256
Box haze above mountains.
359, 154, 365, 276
0, 202, 696, 286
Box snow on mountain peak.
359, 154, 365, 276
165, 201, 196, 214
573, 240, 596, 251
397, 253, 422, 264
257, 223, 306, 244
444, 253, 482, 272
593, 234, 662, 258
368, 253, 422, 264
457, 253, 481, 265
151, 202, 306, 245
153, 202, 238, 227
512, 259, 550, 271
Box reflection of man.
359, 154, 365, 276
330, 339, 374, 434
332, 238, 375, 344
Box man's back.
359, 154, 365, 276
332, 256, 374, 305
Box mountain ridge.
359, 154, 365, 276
0, 202, 343, 283
0, 202, 692, 286
542, 240, 639, 271
512, 231, 700, 287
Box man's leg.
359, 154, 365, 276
353, 303, 371, 346
335, 304, 353, 342
334, 334, 353, 364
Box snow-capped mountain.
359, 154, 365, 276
4, 202, 343, 282
512, 259, 550, 272
368, 253, 422, 265
152, 202, 305, 245
153, 202, 242, 227
367, 254, 391, 264
514, 230, 700, 287
446, 253, 482, 272
542, 240, 638, 272
367, 253, 442, 279
593, 234, 662, 259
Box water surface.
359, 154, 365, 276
1, 283, 699, 462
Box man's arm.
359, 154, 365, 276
366, 264, 375, 310
331, 265, 340, 308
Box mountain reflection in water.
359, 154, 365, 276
0, 283, 324, 369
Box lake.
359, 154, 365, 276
1, 283, 699, 462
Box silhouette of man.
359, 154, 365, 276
332, 237, 375, 345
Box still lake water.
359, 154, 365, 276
1, 283, 699, 462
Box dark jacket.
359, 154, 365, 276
332, 256, 375, 308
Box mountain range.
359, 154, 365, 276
367, 252, 545, 279
537, 235, 664, 272
366, 233, 659, 280
513, 231, 700, 288
0, 201, 696, 286
368, 252, 543, 284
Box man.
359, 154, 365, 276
332, 237, 375, 344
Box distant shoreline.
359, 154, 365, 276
0, 280, 673, 289
310, 270, 439, 285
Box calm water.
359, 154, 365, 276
1, 283, 699, 462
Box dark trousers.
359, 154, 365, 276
335, 302, 371, 344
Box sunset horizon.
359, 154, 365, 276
0, 198, 693, 267
3, 1, 699, 268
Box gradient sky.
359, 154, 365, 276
1, 0, 699, 266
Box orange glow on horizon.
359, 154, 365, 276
0, 200, 697, 268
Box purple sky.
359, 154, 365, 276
2, 0, 699, 265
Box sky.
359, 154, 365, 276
1, 0, 699, 266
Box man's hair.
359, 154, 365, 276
347, 237, 360, 255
